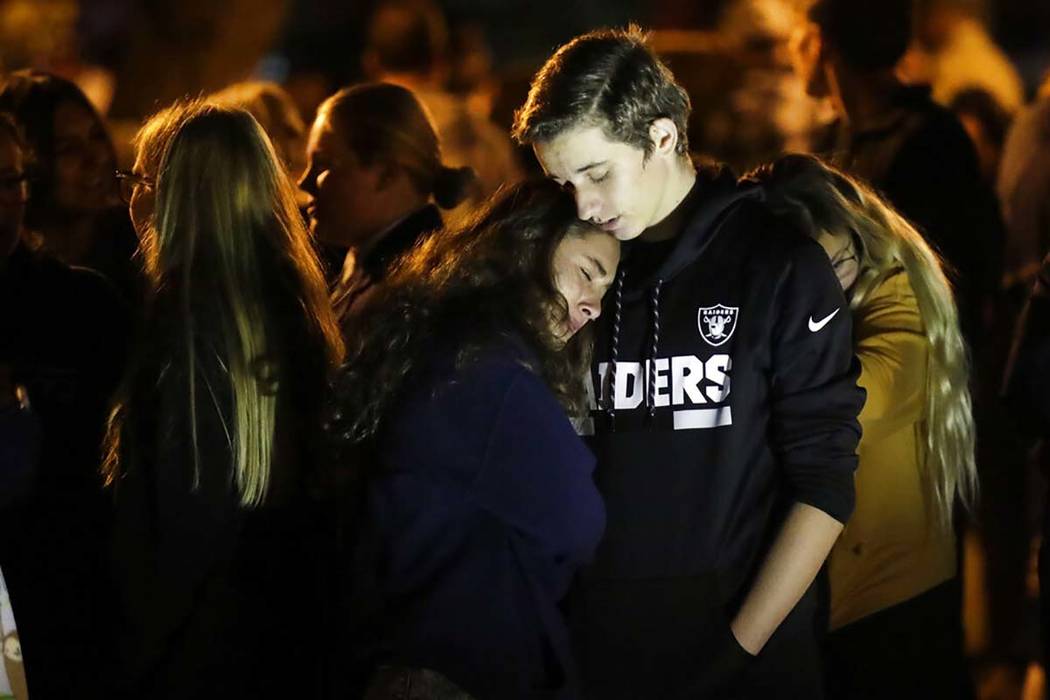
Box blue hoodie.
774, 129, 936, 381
360, 335, 605, 699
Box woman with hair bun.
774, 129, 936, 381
299, 81, 477, 320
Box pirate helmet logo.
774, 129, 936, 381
698, 304, 739, 347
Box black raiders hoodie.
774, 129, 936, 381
572, 166, 864, 699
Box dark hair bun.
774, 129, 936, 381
432, 164, 477, 209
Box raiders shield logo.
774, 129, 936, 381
698, 304, 739, 346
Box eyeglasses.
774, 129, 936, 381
830, 234, 860, 273
831, 248, 857, 273
115, 169, 153, 205
828, 233, 864, 291
0, 172, 29, 203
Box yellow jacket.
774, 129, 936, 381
828, 270, 956, 631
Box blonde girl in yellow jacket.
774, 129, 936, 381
749, 154, 977, 699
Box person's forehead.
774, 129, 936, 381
536, 125, 635, 175
307, 112, 332, 146
309, 117, 349, 155
563, 228, 620, 262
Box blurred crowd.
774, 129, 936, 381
1, 0, 1050, 698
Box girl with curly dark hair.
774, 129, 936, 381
331, 179, 619, 700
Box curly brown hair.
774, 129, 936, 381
327, 179, 600, 447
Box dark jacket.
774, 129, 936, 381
110, 318, 333, 699
0, 242, 128, 698
332, 204, 443, 320
23, 207, 143, 306
358, 334, 605, 700
575, 167, 864, 699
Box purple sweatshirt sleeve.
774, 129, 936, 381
471, 368, 606, 562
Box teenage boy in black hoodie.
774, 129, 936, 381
513, 27, 865, 699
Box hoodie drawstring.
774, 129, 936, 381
604, 268, 626, 428
603, 271, 664, 430
646, 279, 663, 421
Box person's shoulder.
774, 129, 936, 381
60, 264, 131, 333
776, 232, 836, 283
689, 162, 812, 255
66, 262, 126, 301
18, 243, 126, 310
446, 336, 567, 421
726, 197, 840, 298
728, 192, 828, 267
461, 333, 543, 387
872, 267, 915, 298
854, 270, 924, 340
400, 333, 557, 442
858, 269, 920, 316
417, 329, 533, 391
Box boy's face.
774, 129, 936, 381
534, 124, 676, 242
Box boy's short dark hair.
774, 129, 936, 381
512, 26, 691, 156
809, 0, 912, 72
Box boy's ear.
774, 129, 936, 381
649, 118, 679, 156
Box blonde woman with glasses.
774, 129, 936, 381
105, 100, 343, 699
749, 153, 977, 699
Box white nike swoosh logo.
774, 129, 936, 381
808, 308, 840, 332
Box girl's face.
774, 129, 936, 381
550, 226, 620, 342
51, 100, 116, 214
127, 148, 155, 241
298, 111, 386, 249
815, 229, 861, 290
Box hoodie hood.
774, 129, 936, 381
602, 165, 767, 424
620, 165, 764, 301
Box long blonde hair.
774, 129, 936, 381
751, 154, 977, 527
105, 100, 343, 507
